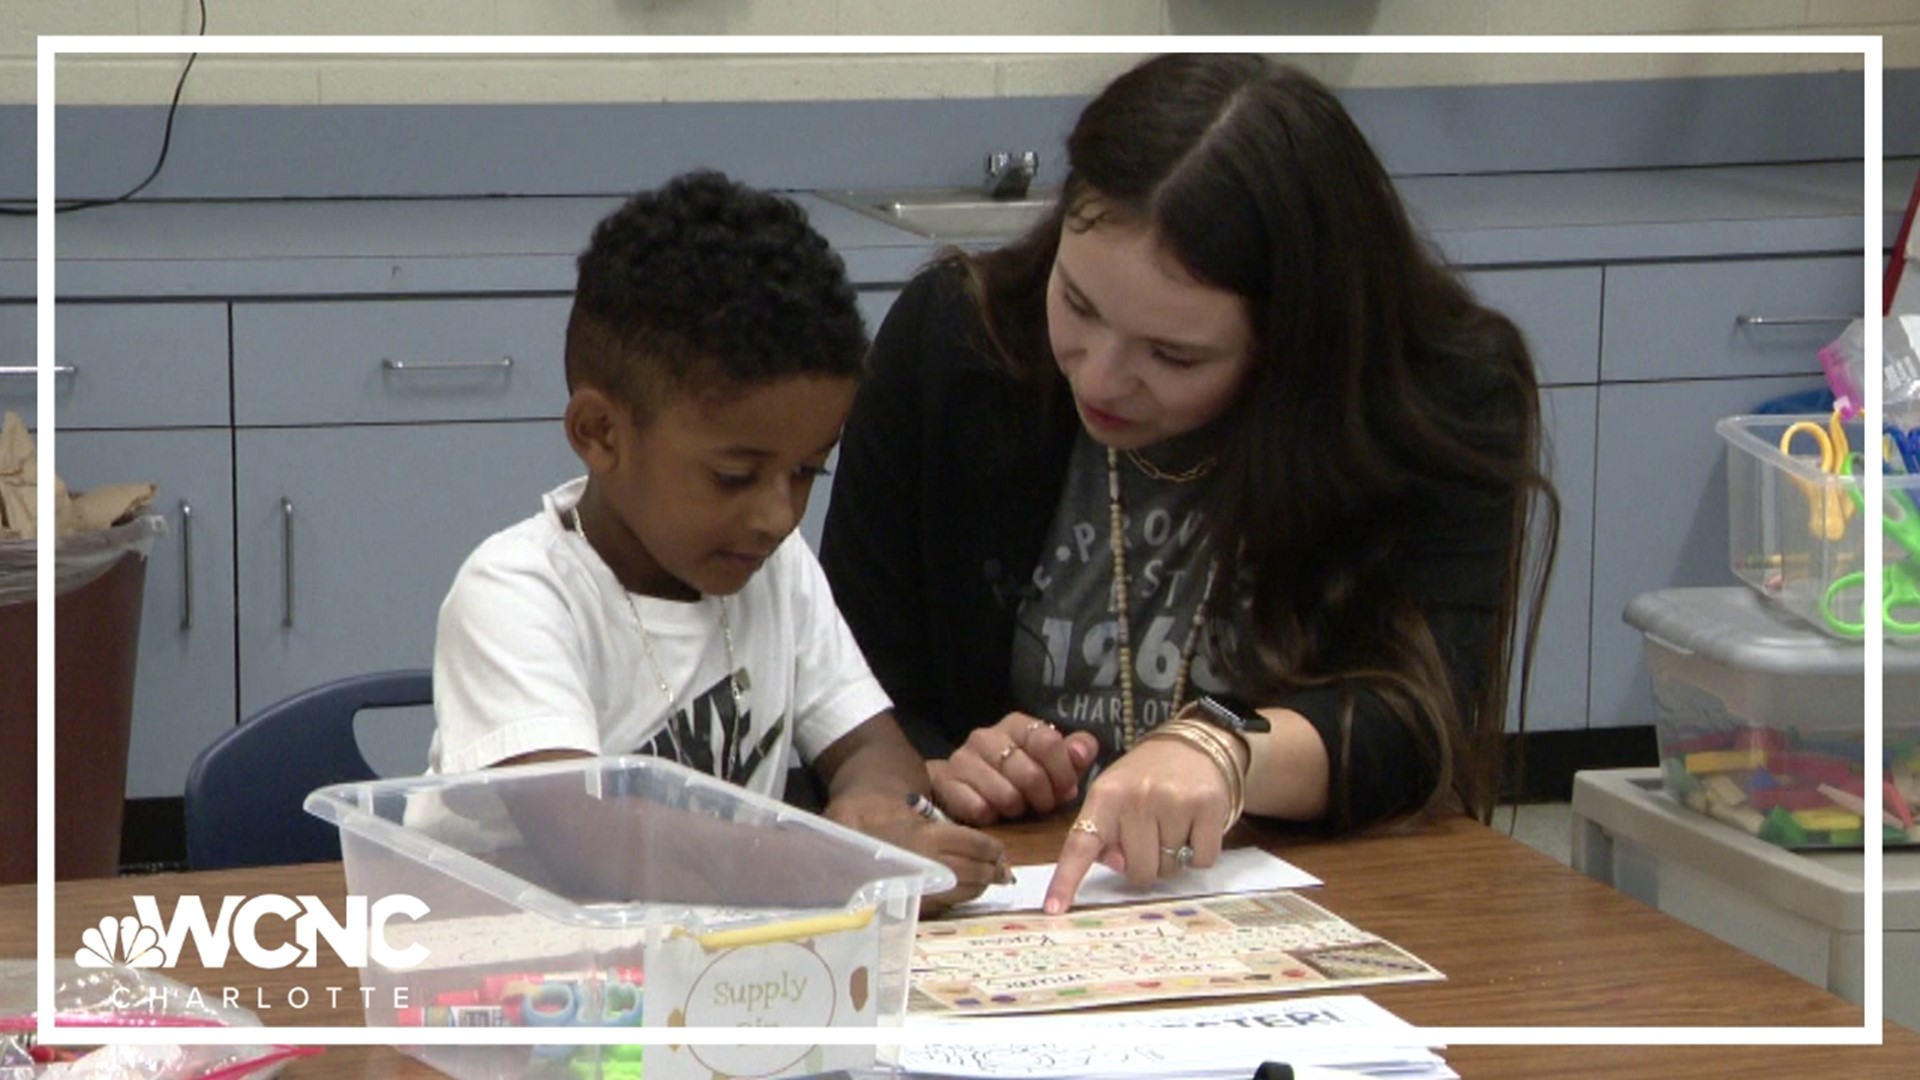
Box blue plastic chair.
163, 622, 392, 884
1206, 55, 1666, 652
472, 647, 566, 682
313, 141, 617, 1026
183, 670, 432, 871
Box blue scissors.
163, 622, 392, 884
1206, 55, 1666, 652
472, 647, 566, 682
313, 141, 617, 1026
1820, 453, 1920, 638
1886, 424, 1920, 476
1779, 413, 1855, 542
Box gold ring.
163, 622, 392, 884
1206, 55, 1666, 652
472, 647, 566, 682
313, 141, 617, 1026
1072, 818, 1101, 838
1022, 719, 1049, 744
996, 745, 1017, 766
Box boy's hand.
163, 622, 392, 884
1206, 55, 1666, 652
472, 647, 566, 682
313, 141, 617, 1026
931, 713, 1101, 825
823, 791, 1010, 913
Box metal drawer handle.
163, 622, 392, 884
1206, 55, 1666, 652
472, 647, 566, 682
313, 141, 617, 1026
1733, 314, 1859, 328
179, 499, 193, 631
380, 357, 514, 372
0, 364, 76, 376
281, 497, 295, 629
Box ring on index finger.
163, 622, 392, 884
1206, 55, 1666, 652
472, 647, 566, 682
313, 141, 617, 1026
995, 744, 1017, 767
1071, 818, 1101, 839
1161, 844, 1194, 867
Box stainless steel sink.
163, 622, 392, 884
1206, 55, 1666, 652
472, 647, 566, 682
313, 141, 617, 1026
818, 188, 1057, 241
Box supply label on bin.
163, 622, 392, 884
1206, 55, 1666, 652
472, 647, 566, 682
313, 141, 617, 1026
645, 906, 881, 1080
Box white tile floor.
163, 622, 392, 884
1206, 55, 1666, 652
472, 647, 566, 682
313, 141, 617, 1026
1496, 801, 1574, 865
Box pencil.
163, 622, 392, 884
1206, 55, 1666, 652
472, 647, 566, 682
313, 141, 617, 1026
906, 793, 1016, 884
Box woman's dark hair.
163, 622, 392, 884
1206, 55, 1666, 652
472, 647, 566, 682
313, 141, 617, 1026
953, 54, 1559, 827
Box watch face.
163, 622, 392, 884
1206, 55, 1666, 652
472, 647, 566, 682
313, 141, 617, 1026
1201, 694, 1271, 733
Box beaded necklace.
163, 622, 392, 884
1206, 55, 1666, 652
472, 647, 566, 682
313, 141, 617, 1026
1105, 446, 1218, 749
566, 504, 744, 758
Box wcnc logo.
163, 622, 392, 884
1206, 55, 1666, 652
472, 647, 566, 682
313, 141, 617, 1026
75, 895, 430, 970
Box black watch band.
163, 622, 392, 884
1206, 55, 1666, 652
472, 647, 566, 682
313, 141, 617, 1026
1188, 694, 1272, 738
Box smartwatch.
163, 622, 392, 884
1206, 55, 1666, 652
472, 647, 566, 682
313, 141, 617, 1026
1187, 694, 1272, 743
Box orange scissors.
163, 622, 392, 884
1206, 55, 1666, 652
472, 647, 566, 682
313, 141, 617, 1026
1778, 412, 1854, 542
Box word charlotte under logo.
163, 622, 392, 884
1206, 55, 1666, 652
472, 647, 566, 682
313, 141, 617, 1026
75, 894, 429, 1011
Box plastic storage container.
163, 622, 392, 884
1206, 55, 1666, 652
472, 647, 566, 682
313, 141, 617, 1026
305, 755, 955, 1080
1719, 413, 1920, 641
1625, 587, 1920, 850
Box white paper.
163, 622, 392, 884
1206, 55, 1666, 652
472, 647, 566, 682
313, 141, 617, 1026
898, 995, 1453, 1080
948, 847, 1321, 916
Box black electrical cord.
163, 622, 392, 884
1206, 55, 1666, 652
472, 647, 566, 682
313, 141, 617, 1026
0, 0, 207, 216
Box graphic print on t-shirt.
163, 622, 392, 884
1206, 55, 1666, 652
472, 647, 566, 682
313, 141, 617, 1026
1010, 437, 1233, 754
633, 669, 786, 787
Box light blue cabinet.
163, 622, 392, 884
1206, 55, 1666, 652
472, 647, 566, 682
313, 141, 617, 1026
1587, 374, 1826, 728
0, 303, 33, 419
232, 421, 580, 719
1601, 256, 1865, 381
57, 429, 236, 798
232, 298, 571, 426
1515, 387, 1598, 733
0, 303, 229, 429
1466, 267, 1603, 388
13, 174, 1873, 809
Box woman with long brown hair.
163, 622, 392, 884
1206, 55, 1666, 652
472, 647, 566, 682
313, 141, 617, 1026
820, 53, 1558, 911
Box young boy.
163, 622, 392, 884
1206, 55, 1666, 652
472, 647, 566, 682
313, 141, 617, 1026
428, 170, 1004, 908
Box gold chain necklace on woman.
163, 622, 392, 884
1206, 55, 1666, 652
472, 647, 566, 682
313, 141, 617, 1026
567, 504, 744, 756
1106, 446, 1218, 749
1125, 447, 1218, 484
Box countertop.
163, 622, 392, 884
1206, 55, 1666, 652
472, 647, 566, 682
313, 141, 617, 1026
2, 158, 1914, 300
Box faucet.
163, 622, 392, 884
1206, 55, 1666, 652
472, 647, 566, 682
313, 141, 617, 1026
982, 150, 1039, 200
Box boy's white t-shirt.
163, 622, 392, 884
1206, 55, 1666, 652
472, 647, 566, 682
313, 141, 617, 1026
428, 477, 890, 800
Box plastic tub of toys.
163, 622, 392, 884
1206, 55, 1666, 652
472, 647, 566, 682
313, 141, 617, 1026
306, 755, 953, 1080
1627, 586, 1920, 850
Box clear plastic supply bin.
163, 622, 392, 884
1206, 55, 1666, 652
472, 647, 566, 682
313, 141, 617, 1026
1625, 587, 1920, 850
1719, 413, 1920, 641
305, 755, 954, 1080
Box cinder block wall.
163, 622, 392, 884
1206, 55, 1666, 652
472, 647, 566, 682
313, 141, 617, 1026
4, 1, 1914, 106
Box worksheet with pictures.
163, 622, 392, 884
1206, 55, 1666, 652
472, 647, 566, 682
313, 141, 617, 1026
909, 890, 1441, 1016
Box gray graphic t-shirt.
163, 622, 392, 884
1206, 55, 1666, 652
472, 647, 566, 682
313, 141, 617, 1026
1009, 430, 1231, 755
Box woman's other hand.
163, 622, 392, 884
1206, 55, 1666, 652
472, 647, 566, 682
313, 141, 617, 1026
929, 712, 1100, 826
1041, 736, 1232, 913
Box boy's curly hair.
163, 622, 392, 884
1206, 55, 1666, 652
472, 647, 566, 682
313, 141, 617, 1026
565, 169, 869, 419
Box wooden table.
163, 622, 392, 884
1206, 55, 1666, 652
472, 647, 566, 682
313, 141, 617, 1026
4, 814, 1916, 1077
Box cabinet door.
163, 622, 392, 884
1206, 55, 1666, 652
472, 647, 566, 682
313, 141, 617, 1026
0, 303, 229, 429
1601, 257, 1864, 382
0, 303, 30, 419
1587, 375, 1825, 728
233, 422, 582, 767
58, 430, 236, 798
1512, 387, 1596, 733
798, 288, 901, 552
232, 298, 569, 427
1465, 268, 1602, 388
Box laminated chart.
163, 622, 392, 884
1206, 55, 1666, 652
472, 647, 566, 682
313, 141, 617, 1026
909, 891, 1441, 1016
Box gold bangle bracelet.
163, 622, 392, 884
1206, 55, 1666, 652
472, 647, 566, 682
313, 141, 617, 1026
1165, 717, 1252, 829
1141, 723, 1244, 829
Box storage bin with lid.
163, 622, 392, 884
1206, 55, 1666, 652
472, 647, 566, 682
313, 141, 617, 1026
1624, 586, 1920, 850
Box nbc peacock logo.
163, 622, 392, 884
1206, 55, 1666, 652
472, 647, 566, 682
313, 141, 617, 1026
76, 915, 167, 969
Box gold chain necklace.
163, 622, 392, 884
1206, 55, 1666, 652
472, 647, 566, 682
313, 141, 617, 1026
1125, 447, 1218, 484
1107, 446, 1218, 749
567, 504, 744, 751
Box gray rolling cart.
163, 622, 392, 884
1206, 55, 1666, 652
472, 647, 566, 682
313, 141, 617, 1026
1573, 768, 1919, 1029
1575, 586, 1920, 1030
